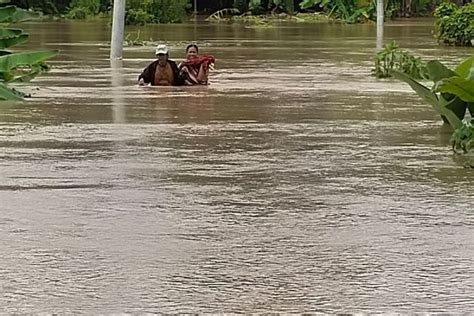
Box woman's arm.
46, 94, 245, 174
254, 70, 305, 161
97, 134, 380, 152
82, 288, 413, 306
197, 63, 209, 84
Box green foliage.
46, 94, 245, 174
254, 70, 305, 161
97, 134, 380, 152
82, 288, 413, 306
390, 55, 474, 129
233, 0, 248, 12
300, 0, 376, 23
125, 8, 153, 25
435, 2, 474, 46
0, 0, 58, 100
126, 0, 190, 25
0, 5, 38, 22
436, 76, 474, 103
248, 0, 263, 14
10, 0, 71, 14
452, 120, 474, 154
66, 0, 100, 19
433, 1, 457, 18
373, 41, 428, 79
66, 6, 87, 18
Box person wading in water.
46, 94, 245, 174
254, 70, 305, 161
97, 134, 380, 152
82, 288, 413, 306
178, 44, 215, 86
138, 44, 183, 86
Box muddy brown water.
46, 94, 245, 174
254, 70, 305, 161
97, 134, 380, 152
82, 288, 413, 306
0, 19, 473, 313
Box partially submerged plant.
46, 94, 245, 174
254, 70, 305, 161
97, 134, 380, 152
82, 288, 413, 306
125, 30, 150, 46
206, 8, 240, 22
0, 0, 58, 100
373, 41, 428, 79
452, 120, 474, 154
390, 54, 474, 130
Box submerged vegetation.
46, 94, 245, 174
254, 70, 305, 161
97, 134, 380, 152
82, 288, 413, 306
452, 120, 474, 154
372, 41, 428, 79
0, 1, 58, 101
207, 10, 332, 26
391, 54, 474, 155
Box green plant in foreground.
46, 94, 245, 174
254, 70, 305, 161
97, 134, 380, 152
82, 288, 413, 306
452, 120, 474, 154
390, 54, 474, 130
0, 0, 58, 100
373, 41, 428, 79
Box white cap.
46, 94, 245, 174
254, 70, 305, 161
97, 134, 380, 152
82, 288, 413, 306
155, 44, 169, 55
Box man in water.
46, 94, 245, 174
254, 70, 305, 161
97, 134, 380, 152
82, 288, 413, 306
138, 44, 182, 86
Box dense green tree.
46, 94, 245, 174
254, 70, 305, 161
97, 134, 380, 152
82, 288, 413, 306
10, 0, 472, 22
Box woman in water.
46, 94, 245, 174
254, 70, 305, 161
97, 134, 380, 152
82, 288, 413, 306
178, 44, 215, 86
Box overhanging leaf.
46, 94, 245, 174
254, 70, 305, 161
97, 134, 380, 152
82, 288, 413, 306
11, 8, 39, 22
0, 82, 22, 101
0, 6, 16, 22
426, 60, 457, 83
438, 95, 464, 130
390, 69, 462, 129
0, 50, 58, 72
0, 28, 23, 38
455, 54, 474, 78
0, 6, 38, 23
436, 76, 474, 102
0, 33, 29, 49
390, 69, 440, 109
443, 95, 467, 121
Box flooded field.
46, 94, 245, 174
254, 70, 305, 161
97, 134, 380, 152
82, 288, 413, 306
0, 19, 473, 313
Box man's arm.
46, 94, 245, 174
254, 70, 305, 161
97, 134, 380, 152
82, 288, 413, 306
138, 61, 157, 85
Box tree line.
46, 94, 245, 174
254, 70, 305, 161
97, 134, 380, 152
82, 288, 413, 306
8, 0, 473, 23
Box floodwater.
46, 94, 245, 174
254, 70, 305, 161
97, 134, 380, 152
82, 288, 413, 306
0, 19, 473, 313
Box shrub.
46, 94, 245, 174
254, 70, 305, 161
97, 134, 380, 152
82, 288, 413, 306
66, 6, 88, 19
126, 0, 190, 24
434, 2, 474, 46
125, 8, 153, 25
66, 0, 101, 18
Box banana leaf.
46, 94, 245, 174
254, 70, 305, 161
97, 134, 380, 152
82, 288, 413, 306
0, 6, 38, 23
426, 60, 457, 83
0, 28, 23, 38
0, 6, 16, 22
455, 55, 474, 78
390, 69, 462, 129
436, 76, 474, 103
0, 50, 58, 72
3, 62, 49, 83
390, 69, 439, 109
11, 8, 39, 22
439, 95, 464, 130
0, 33, 28, 49
442, 95, 467, 122
0, 82, 22, 101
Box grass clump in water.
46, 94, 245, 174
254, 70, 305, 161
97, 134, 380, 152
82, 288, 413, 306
372, 41, 428, 79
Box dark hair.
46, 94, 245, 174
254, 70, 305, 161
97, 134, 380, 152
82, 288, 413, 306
186, 44, 199, 53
